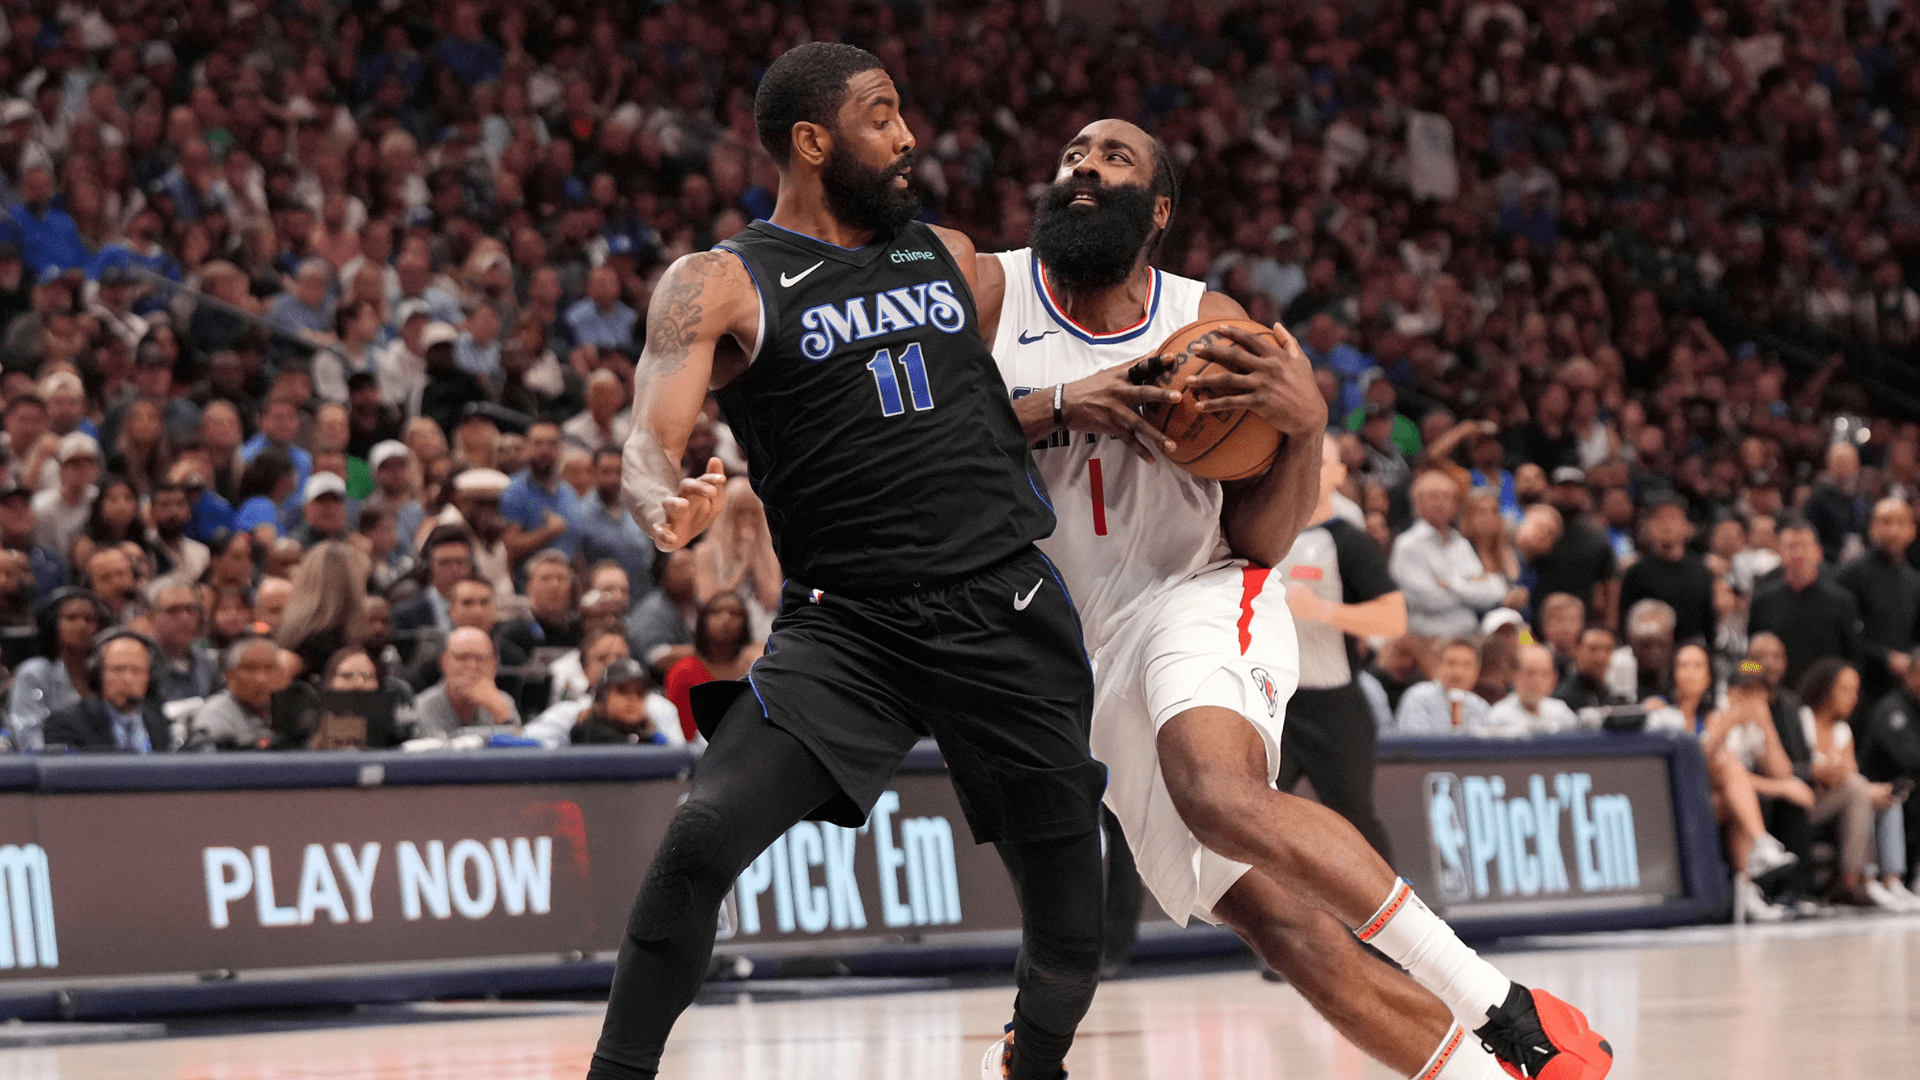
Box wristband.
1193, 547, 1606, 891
1053, 383, 1066, 429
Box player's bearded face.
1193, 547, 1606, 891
822, 135, 921, 236
1030, 175, 1159, 291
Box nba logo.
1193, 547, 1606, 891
1249, 668, 1278, 717
1425, 774, 1472, 904
809, 589, 824, 604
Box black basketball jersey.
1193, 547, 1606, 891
714, 220, 1054, 594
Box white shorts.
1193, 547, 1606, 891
1090, 561, 1299, 926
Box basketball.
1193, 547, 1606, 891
1138, 318, 1284, 481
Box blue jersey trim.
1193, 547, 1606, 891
757, 219, 866, 252
1032, 257, 1161, 345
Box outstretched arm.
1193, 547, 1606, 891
1184, 292, 1328, 567
622, 251, 756, 551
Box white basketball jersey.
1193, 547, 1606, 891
990, 248, 1228, 654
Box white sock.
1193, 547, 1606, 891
1418, 1023, 1509, 1080
1357, 879, 1513, 1029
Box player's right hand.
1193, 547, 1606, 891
1066, 360, 1181, 462
649, 457, 728, 551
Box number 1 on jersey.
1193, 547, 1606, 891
866, 342, 934, 417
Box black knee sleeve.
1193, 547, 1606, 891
629, 801, 737, 942
1015, 931, 1103, 1003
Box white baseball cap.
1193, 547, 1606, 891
303, 472, 347, 501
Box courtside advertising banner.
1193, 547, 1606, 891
0, 772, 1023, 982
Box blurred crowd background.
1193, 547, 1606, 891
0, 0, 1915, 917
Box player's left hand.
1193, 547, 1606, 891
1185, 323, 1328, 438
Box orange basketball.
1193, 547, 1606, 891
1138, 318, 1283, 481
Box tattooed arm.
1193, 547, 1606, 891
622, 250, 759, 551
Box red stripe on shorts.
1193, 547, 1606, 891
1089, 458, 1108, 536
1236, 567, 1270, 654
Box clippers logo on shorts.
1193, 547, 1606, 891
798, 282, 967, 360
0, 844, 57, 969
1250, 668, 1279, 717
1426, 770, 1642, 905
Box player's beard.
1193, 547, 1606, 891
822, 140, 921, 238
1029, 177, 1159, 292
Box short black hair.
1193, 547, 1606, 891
755, 42, 885, 165
1146, 135, 1178, 258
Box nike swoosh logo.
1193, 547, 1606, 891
1018, 329, 1060, 345
1014, 579, 1043, 611
780, 260, 824, 287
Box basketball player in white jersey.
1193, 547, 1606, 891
973, 119, 1613, 1080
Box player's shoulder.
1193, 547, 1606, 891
1194, 288, 1249, 321
927, 223, 979, 262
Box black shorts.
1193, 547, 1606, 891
697, 546, 1103, 845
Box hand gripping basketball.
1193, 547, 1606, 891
1139, 319, 1327, 480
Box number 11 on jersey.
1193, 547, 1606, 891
866, 342, 935, 417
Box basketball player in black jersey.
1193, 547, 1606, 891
599, 43, 1104, 1080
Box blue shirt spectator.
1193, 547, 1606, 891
564, 265, 638, 350
433, 7, 503, 87
500, 423, 582, 557
6, 167, 88, 274
268, 259, 337, 338
575, 450, 656, 587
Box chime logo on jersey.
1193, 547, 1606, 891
1250, 668, 1279, 716
797, 281, 967, 359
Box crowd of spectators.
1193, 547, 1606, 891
0, 0, 1915, 921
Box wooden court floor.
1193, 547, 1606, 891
10, 915, 1918, 1080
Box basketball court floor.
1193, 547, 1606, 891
10, 915, 1916, 1080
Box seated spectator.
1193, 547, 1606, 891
1558, 625, 1626, 710
1533, 469, 1616, 618
198, 529, 258, 600
1390, 470, 1509, 638
569, 659, 685, 747
69, 476, 146, 575
1749, 513, 1862, 687
561, 369, 633, 454
8, 587, 106, 749
274, 542, 369, 679
525, 632, 672, 748
663, 594, 763, 743
1537, 592, 1585, 680
404, 575, 529, 691
392, 524, 475, 638
234, 446, 299, 544
1394, 637, 1492, 734
181, 636, 284, 751
1608, 599, 1676, 705
1367, 634, 1430, 716
0, 478, 65, 597
253, 576, 293, 636
1487, 644, 1578, 736
239, 400, 313, 534
362, 441, 425, 559
629, 547, 698, 676
498, 549, 583, 653
541, 628, 636, 714
499, 422, 578, 563
354, 506, 413, 595
207, 585, 256, 651
33, 432, 100, 559
575, 448, 654, 587
289, 474, 351, 548
406, 626, 520, 742
1798, 659, 1914, 910
146, 578, 221, 715
83, 545, 141, 625
43, 630, 171, 753
147, 482, 209, 582
1474, 608, 1525, 704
